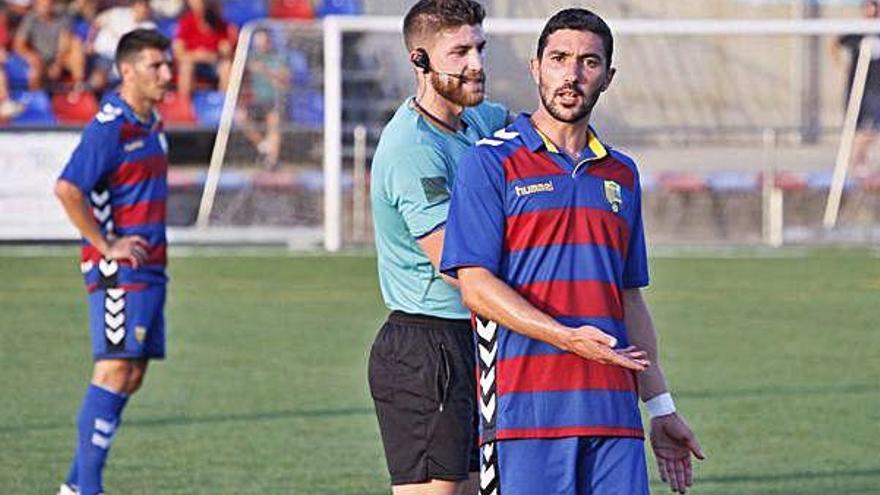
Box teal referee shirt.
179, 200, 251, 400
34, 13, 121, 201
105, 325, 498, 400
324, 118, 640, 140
371, 97, 508, 319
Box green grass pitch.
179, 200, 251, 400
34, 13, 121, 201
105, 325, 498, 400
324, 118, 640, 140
1, 248, 878, 494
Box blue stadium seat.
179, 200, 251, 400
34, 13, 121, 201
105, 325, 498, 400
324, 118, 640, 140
72, 17, 91, 41
5, 53, 30, 90
222, 0, 269, 27
286, 48, 311, 86
11, 91, 57, 126
286, 89, 323, 128
192, 91, 225, 127
315, 0, 361, 16
155, 17, 179, 39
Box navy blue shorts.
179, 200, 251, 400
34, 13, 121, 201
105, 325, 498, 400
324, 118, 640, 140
88, 285, 166, 360
483, 436, 649, 495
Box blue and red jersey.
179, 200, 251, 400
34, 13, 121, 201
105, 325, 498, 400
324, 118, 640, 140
59, 93, 169, 292
440, 114, 649, 444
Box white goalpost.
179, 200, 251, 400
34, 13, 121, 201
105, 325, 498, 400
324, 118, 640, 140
192, 17, 880, 251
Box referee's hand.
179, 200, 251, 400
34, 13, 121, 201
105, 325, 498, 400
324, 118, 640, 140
564, 326, 650, 371
105, 236, 149, 268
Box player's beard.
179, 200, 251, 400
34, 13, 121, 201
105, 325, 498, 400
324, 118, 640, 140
538, 76, 601, 124
430, 69, 486, 107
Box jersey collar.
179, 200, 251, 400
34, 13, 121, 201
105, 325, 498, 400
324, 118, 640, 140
513, 112, 608, 162
104, 92, 156, 127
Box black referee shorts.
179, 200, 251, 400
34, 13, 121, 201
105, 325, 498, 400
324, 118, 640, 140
368, 310, 479, 485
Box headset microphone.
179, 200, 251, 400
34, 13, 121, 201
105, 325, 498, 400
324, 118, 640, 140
412, 48, 468, 80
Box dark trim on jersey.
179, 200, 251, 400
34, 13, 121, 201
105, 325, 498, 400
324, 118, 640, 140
411, 98, 468, 135
414, 221, 447, 240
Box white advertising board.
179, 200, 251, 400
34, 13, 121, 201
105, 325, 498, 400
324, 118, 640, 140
0, 132, 81, 240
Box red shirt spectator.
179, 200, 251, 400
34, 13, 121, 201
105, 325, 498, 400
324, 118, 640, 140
175, 6, 234, 52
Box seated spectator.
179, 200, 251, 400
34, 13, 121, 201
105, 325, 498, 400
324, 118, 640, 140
87, 0, 156, 93
173, 0, 234, 100
235, 28, 287, 169
0, 12, 24, 120
13, 0, 86, 91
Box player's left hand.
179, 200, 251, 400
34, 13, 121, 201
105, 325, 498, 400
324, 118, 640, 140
650, 412, 704, 494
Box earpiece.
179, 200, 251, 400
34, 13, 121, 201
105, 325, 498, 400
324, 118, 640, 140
412, 48, 431, 73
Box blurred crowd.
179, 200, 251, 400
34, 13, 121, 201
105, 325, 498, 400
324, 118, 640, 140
0, 0, 360, 124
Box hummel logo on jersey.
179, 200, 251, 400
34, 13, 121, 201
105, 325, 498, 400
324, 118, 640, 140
515, 181, 554, 197
124, 140, 144, 152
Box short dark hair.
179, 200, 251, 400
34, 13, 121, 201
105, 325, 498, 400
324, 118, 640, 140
536, 8, 613, 68
403, 0, 485, 51
115, 29, 170, 68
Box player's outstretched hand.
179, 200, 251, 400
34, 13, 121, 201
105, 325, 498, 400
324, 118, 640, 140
650, 413, 705, 494
106, 236, 149, 268
564, 326, 650, 371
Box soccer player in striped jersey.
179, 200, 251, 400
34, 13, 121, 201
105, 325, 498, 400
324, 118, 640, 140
441, 9, 704, 495
368, 1, 508, 494
54, 29, 172, 495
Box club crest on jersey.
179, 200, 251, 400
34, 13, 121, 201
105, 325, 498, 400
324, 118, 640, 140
515, 180, 554, 197
604, 180, 623, 213
135, 325, 147, 343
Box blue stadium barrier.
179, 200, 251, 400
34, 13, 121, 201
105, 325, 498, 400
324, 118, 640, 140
11, 90, 57, 126
706, 171, 758, 192
315, 0, 362, 16
5, 53, 30, 90
192, 91, 225, 127
286, 48, 311, 86
286, 88, 323, 128
807, 170, 855, 191
222, 0, 269, 27
297, 169, 353, 192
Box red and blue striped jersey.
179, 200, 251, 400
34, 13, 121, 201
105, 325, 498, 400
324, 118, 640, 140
441, 114, 649, 443
59, 93, 169, 292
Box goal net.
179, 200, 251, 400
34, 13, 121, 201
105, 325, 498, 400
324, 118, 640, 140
189, 17, 880, 250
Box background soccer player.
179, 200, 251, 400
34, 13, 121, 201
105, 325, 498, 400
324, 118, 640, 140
368, 1, 508, 494
441, 8, 704, 495
53, 29, 172, 495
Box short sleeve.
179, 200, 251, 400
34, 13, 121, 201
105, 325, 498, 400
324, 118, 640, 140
383, 146, 453, 239
58, 122, 120, 193
440, 147, 506, 277
622, 177, 650, 289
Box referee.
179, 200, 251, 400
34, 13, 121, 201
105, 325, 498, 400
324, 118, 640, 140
367, 1, 508, 494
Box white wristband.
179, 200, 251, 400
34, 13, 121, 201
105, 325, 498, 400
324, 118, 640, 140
645, 392, 676, 419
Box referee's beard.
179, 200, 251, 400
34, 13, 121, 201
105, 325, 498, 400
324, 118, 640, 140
431, 69, 486, 107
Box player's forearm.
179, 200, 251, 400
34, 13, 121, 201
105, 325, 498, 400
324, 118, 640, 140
624, 288, 669, 400
55, 179, 109, 254
459, 267, 570, 350
417, 228, 460, 288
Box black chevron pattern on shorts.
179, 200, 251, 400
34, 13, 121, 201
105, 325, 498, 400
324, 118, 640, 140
475, 314, 500, 495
